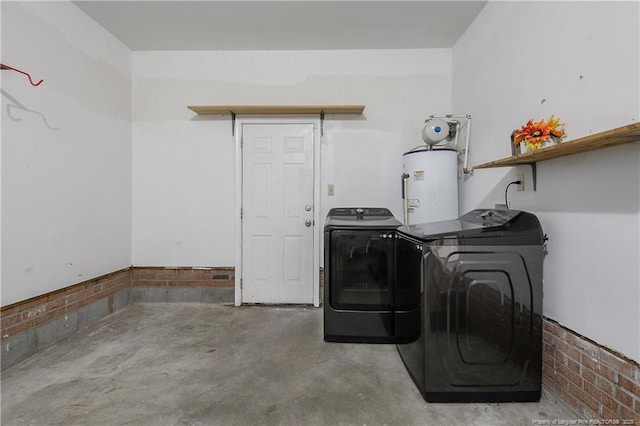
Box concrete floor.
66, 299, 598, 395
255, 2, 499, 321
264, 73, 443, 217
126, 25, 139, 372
1, 304, 579, 425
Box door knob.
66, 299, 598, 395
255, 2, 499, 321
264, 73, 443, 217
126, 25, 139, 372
305, 204, 312, 211
305, 219, 312, 227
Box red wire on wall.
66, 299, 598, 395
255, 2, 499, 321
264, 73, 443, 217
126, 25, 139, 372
1, 63, 44, 86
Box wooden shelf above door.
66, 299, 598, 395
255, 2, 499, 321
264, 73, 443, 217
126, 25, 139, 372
187, 105, 365, 115
187, 104, 365, 136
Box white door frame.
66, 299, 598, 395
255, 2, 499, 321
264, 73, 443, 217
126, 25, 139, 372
234, 116, 321, 307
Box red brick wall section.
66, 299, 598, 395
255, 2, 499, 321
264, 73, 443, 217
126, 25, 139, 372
131, 267, 235, 288
1, 267, 235, 344
543, 318, 640, 423
1, 268, 131, 342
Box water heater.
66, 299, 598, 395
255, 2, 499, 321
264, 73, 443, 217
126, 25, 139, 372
402, 148, 458, 225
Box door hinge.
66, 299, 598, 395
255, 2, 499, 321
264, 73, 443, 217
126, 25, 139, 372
240, 278, 242, 289
240, 208, 243, 219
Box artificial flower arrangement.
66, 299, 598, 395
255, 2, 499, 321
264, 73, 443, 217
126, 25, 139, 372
513, 115, 566, 152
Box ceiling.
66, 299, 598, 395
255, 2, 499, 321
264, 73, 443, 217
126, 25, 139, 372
72, 1, 487, 51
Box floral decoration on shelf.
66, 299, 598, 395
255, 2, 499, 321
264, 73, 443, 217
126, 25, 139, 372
512, 115, 566, 154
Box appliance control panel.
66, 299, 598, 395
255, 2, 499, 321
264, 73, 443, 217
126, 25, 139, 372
328, 207, 393, 217
370, 231, 396, 239
460, 209, 521, 226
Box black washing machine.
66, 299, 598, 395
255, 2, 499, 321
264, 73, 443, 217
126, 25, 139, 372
395, 209, 545, 402
324, 207, 417, 343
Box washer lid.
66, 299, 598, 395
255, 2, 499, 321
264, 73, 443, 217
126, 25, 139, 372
397, 209, 544, 245
327, 207, 393, 217
325, 207, 401, 228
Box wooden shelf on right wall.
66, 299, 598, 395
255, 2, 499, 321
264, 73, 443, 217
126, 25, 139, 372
473, 122, 640, 190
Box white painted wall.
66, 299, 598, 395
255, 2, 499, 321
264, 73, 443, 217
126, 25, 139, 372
1, 1, 132, 306
453, 1, 640, 361
9, 1, 635, 365
131, 49, 452, 266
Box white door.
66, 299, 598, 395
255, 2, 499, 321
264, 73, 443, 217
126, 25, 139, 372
241, 123, 315, 304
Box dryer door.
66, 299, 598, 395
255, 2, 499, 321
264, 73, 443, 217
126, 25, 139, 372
329, 229, 395, 310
